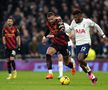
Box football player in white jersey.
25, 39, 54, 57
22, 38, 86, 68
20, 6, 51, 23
67, 9, 108, 85
58, 23, 76, 79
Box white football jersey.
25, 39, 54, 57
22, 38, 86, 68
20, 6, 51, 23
69, 18, 95, 45
64, 23, 74, 46
64, 23, 70, 34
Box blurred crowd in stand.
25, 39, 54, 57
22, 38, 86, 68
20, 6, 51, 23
0, 0, 108, 59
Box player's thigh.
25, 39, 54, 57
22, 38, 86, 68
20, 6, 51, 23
46, 46, 57, 55
75, 46, 81, 58
78, 44, 90, 61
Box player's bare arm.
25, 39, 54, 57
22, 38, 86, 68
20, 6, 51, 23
2, 27, 7, 48
2, 36, 6, 45
16, 28, 21, 48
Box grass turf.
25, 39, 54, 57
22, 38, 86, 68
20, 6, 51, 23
0, 71, 108, 90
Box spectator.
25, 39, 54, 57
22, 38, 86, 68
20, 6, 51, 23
29, 36, 39, 56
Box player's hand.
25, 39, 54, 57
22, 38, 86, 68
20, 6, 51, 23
42, 36, 47, 43
17, 46, 21, 51
102, 37, 108, 42
46, 35, 54, 38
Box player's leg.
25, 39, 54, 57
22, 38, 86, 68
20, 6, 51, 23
77, 44, 97, 85
10, 57, 17, 79
46, 46, 57, 79
63, 55, 76, 75
61, 48, 75, 74
6, 58, 12, 80
6, 49, 12, 80
78, 53, 91, 73
70, 57, 76, 75
68, 45, 76, 75
10, 50, 17, 79
78, 53, 97, 85
58, 54, 63, 79
63, 55, 72, 68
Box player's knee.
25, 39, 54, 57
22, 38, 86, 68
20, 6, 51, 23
47, 47, 56, 55
58, 54, 63, 61
78, 56, 83, 63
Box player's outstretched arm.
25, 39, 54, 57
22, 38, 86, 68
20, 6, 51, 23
94, 23, 105, 37
94, 23, 108, 41
42, 28, 50, 43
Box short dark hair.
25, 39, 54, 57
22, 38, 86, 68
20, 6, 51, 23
8, 16, 15, 22
72, 9, 82, 15
47, 12, 56, 18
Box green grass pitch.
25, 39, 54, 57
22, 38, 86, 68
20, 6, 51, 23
0, 71, 108, 90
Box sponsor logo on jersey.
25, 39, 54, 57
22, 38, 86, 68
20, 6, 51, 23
76, 29, 86, 33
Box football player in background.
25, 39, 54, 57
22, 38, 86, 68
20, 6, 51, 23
2, 16, 21, 80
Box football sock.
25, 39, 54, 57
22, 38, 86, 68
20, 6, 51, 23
85, 64, 91, 73
71, 58, 75, 64
48, 69, 53, 74
11, 60, 16, 70
66, 62, 73, 69
7, 61, 12, 74
58, 61, 63, 77
46, 54, 52, 69
70, 58, 75, 68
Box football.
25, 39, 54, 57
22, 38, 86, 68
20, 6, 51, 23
60, 76, 70, 85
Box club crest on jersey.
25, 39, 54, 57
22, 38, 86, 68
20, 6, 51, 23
12, 30, 15, 33
76, 29, 86, 33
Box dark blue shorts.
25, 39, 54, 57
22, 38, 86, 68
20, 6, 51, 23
75, 44, 90, 57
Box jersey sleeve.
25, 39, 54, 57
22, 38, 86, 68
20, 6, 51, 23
87, 19, 95, 27
16, 28, 20, 36
57, 18, 65, 31
45, 22, 50, 37
66, 20, 74, 34
2, 29, 5, 37
53, 18, 65, 37
87, 19, 105, 36
2, 23, 7, 37
44, 28, 50, 37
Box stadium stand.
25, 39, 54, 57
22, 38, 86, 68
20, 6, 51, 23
0, 0, 108, 58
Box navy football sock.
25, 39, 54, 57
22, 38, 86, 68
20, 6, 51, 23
66, 62, 73, 69
7, 61, 12, 74
11, 60, 16, 70
46, 54, 52, 69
